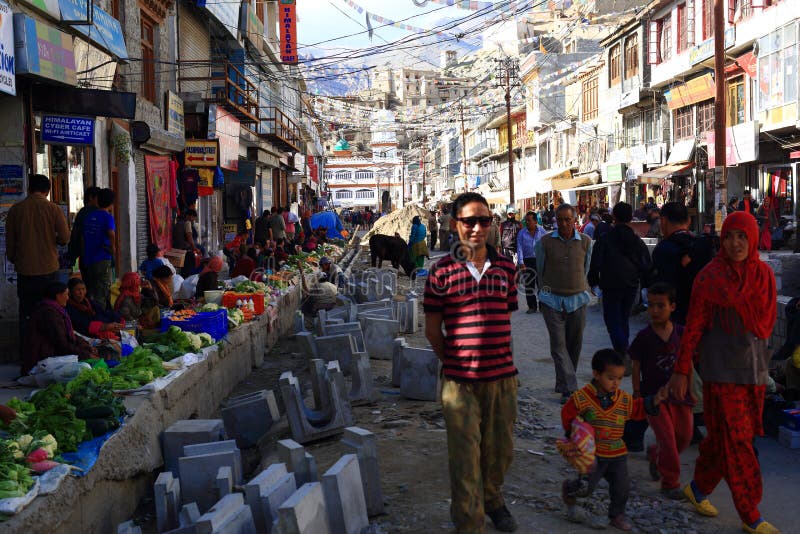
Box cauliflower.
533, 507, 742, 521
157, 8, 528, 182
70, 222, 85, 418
198, 333, 214, 347
185, 332, 203, 350
40, 434, 57, 458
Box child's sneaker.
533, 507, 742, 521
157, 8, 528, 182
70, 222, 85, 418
610, 514, 633, 531
742, 520, 781, 533
683, 483, 718, 517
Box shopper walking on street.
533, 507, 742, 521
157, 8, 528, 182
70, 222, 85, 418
270, 206, 286, 241
6, 174, 70, 352
409, 215, 429, 269
588, 202, 651, 361
66, 186, 99, 268
517, 211, 546, 313
534, 203, 593, 404
425, 192, 519, 533
82, 188, 117, 309
438, 209, 453, 251
669, 211, 781, 534
500, 207, 521, 259
428, 210, 438, 251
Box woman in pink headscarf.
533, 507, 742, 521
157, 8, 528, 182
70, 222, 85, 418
195, 255, 225, 298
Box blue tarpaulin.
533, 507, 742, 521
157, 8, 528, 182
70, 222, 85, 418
60, 418, 125, 477
310, 211, 345, 239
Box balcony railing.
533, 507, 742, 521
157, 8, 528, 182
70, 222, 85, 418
181, 61, 259, 124
260, 106, 302, 153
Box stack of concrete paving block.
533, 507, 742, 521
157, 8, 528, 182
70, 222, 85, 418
324, 322, 366, 353
221, 390, 281, 448
391, 339, 441, 402
163, 420, 226, 477
155, 472, 182, 533
178, 440, 243, 512
194, 493, 257, 534
348, 353, 380, 404
276, 483, 331, 534
244, 464, 297, 534
313, 333, 359, 374
393, 295, 419, 334
296, 332, 377, 404
321, 454, 369, 534
279, 362, 354, 444
341, 427, 384, 516
277, 439, 318, 486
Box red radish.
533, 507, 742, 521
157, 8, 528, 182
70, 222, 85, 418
25, 448, 49, 463
29, 460, 60, 473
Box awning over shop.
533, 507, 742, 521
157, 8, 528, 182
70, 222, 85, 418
568, 182, 612, 192
638, 162, 694, 185
667, 139, 695, 164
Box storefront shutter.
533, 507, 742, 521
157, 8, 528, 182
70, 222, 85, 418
179, 7, 211, 95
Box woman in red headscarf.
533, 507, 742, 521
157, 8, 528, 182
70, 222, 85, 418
195, 255, 224, 298
115, 272, 144, 322
668, 212, 779, 534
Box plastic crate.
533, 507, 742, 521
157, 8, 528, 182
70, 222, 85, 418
161, 309, 228, 341
783, 408, 800, 431
222, 292, 265, 315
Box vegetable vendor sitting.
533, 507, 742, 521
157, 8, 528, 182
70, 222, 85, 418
139, 243, 174, 280
114, 272, 160, 330
319, 257, 345, 287
66, 277, 124, 340
231, 246, 257, 279
196, 255, 224, 298
151, 265, 178, 308
21, 281, 97, 375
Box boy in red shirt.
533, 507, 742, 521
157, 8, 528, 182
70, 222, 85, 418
561, 349, 667, 530
629, 282, 693, 499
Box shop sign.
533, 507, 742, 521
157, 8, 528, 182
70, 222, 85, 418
280, 0, 297, 64
58, 0, 128, 59
629, 144, 647, 163
18, 0, 60, 18
198, 0, 240, 41
207, 104, 239, 171
240, 1, 263, 51
185, 140, 218, 167
41, 114, 94, 145
690, 27, 735, 66
0, 165, 24, 204
13, 14, 77, 85
790, 151, 800, 159
706, 121, 759, 167
646, 144, 665, 165
604, 163, 625, 183
165, 91, 184, 136
0, 0, 15, 96
664, 73, 715, 110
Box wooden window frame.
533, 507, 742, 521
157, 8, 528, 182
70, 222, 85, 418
673, 106, 693, 140
661, 15, 672, 61
727, 76, 745, 125
609, 44, 621, 85
140, 11, 157, 103
648, 21, 661, 65
697, 100, 715, 133
624, 34, 639, 79
582, 76, 599, 122
677, 3, 688, 53
702, 0, 714, 40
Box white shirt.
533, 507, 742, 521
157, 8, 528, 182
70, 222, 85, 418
466, 258, 491, 282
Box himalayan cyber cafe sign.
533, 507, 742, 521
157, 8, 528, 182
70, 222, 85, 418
41, 114, 94, 145
0, 0, 15, 96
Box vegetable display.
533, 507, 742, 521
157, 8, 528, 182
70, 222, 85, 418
109, 346, 167, 390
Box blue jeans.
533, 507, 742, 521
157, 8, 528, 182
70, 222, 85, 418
601, 286, 638, 355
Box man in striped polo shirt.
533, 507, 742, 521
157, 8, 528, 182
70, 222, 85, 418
424, 192, 519, 533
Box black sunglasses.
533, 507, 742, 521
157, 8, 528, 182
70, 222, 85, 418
455, 216, 493, 228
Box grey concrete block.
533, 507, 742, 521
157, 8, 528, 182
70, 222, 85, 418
276, 483, 331, 534
395, 297, 419, 334
216, 466, 233, 499
399, 348, 441, 402
155, 471, 181, 533
183, 440, 243, 485
117, 520, 142, 534
179, 449, 242, 512
163, 420, 225, 477
321, 454, 368, 534
341, 427, 384, 516
363, 317, 401, 360
293, 311, 306, 334
262, 473, 297, 534
195, 493, 256, 534
349, 352, 379, 405
314, 334, 357, 375
279, 366, 354, 444
180, 503, 201, 527
244, 463, 289, 534
295, 332, 318, 359
221, 390, 281, 449
324, 322, 366, 353
277, 440, 318, 486
391, 338, 408, 387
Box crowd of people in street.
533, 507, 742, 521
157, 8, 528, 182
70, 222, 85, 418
423, 191, 784, 534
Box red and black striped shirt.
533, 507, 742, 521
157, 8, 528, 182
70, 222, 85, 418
423, 246, 518, 382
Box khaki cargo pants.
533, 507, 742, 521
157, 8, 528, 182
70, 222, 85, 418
441, 375, 518, 534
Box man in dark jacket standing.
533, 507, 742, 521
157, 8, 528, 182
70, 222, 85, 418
588, 202, 651, 360
500, 207, 521, 259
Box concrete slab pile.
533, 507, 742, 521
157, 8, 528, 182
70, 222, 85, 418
393, 296, 419, 334
244, 463, 297, 534
362, 317, 401, 360
277, 439, 318, 486
179, 440, 243, 512
323, 322, 366, 353
155, 471, 182, 533
348, 353, 380, 405
194, 493, 257, 534
341, 427, 384, 516
295, 332, 318, 359
275, 483, 331, 534
391, 338, 441, 401
163, 420, 226, 477
313, 334, 358, 375
221, 390, 281, 448
279, 363, 353, 444
216, 466, 233, 499
321, 454, 369, 534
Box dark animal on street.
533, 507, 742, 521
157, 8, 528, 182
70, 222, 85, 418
369, 234, 415, 276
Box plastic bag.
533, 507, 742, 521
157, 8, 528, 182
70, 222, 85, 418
556, 416, 596, 475
120, 330, 138, 357
177, 274, 199, 300
27, 356, 92, 386
171, 273, 185, 294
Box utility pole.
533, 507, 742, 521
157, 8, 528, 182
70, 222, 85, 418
421, 144, 427, 203
495, 57, 520, 206
459, 101, 468, 192
713, 0, 727, 225
401, 151, 405, 207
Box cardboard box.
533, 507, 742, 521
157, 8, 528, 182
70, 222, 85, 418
164, 248, 186, 268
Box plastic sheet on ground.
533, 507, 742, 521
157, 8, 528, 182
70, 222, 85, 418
60, 417, 125, 477
0, 478, 40, 515
37, 464, 72, 495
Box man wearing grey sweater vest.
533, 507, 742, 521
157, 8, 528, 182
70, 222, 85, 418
534, 203, 594, 404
